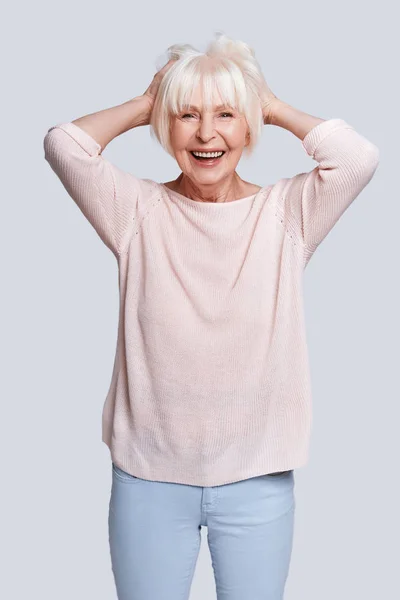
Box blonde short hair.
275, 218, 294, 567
150, 33, 266, 158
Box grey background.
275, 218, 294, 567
2, 0, 398, 598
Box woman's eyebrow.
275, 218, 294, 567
183, 104, 233, 111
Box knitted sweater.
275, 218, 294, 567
43, 118, 379, 486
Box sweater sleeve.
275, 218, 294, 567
278, 118, 380, 266
43, 122, 141, 257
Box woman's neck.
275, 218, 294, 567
165, 173, 260, 203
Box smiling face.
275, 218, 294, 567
169, 86, 250, 194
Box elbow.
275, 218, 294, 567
370, 143, 380, 171
353, 140, 380, 182
43, 126, 61, 164
364, 142, 380, 180
331, 141, 380, 193
43, 127, 54, 161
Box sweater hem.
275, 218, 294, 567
101, 433, 310, 487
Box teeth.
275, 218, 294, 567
192, 151, 224, 158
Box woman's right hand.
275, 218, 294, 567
141, 58, 178, 125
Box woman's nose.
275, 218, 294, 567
197, 116, 216, 142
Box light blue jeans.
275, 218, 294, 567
108, 462, 296, 600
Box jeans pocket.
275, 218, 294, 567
112, 462, 141, 483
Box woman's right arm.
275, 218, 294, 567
68, 57, 178, 151
71, 95, 153, 152
43, 96, 153, 257
43, 59, 176, 256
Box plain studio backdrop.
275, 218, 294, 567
2, 0, 398, 598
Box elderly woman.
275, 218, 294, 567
44, 33, 379, 600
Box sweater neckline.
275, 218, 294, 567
160, 183, 262, 207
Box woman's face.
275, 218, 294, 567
169, 87, 250, 188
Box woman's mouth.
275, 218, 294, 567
189, 150, 226, 167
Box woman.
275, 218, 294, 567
44, 33, 379, 600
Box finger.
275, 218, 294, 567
162, 58, 178, 71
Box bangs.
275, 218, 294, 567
166, 57, 248, 115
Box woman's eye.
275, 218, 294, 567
181, 112, 233, 119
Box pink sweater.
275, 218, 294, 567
43, 118, 379, 486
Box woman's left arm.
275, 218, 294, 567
264, 100, 325, 139
265, 101, 380, 264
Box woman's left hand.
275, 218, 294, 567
259, 77, 282, 125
